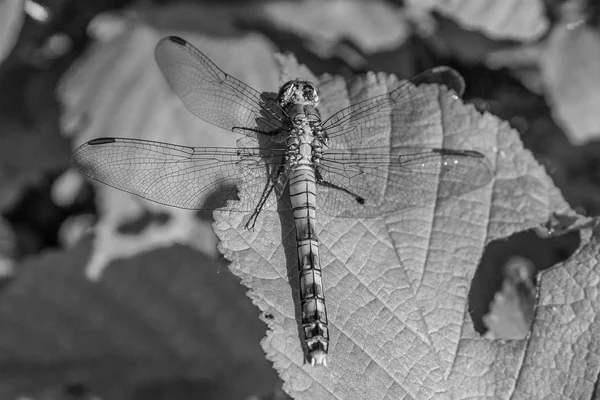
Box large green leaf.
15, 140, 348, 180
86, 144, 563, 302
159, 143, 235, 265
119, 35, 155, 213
214, 56, 589, 399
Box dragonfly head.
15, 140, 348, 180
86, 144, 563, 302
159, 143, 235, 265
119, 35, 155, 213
277, 80, 320, 109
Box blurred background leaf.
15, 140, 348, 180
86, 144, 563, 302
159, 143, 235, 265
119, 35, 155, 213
0, 242, 280, 399
406, 0, 548, 41
542, 21, 600, 144
0, 0, 25, 64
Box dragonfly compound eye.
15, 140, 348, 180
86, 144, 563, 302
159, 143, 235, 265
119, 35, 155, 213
278, 80, 320, 109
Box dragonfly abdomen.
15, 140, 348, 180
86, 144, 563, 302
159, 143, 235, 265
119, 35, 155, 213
289, 166, 329, 366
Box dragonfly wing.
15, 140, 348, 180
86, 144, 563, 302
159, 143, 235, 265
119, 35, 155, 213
320, 67, 465, 149
71, 137, 287, 212
155, 36, 290, 137
316, 146, 493, 218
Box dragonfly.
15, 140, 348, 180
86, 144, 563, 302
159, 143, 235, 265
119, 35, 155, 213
72, 36, 493, 367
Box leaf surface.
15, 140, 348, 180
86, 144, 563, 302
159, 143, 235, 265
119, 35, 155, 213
213, 57, 590, 399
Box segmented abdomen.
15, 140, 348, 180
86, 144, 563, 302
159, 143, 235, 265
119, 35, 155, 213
289, 165, 329, 366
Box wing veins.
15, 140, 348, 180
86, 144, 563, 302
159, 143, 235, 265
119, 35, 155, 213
155, 36, 291, 135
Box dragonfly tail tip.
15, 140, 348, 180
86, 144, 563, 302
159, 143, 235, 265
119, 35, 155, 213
309, 351, 327, 367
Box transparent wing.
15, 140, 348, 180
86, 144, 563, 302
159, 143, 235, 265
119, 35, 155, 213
71, 137, 287, 212
316, 146, 493, 218
155, 36, 290, 137
321, 67, 465, 149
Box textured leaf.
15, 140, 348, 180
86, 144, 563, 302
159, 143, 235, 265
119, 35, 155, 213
58, 23, 279, 277
0, 243, 279, 399
541, 23, 600, 144
406, 0, 548, 41
213, 57, 585, 398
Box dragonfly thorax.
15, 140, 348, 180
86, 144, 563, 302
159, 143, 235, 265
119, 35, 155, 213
287, 104, 320, 125
277, 80, 320, 109
285, 122, 325, 167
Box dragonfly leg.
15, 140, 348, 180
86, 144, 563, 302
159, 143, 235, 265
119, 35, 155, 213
245, 163, 286, 230
315, 168, 365, 205
233, 127, 282, 137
